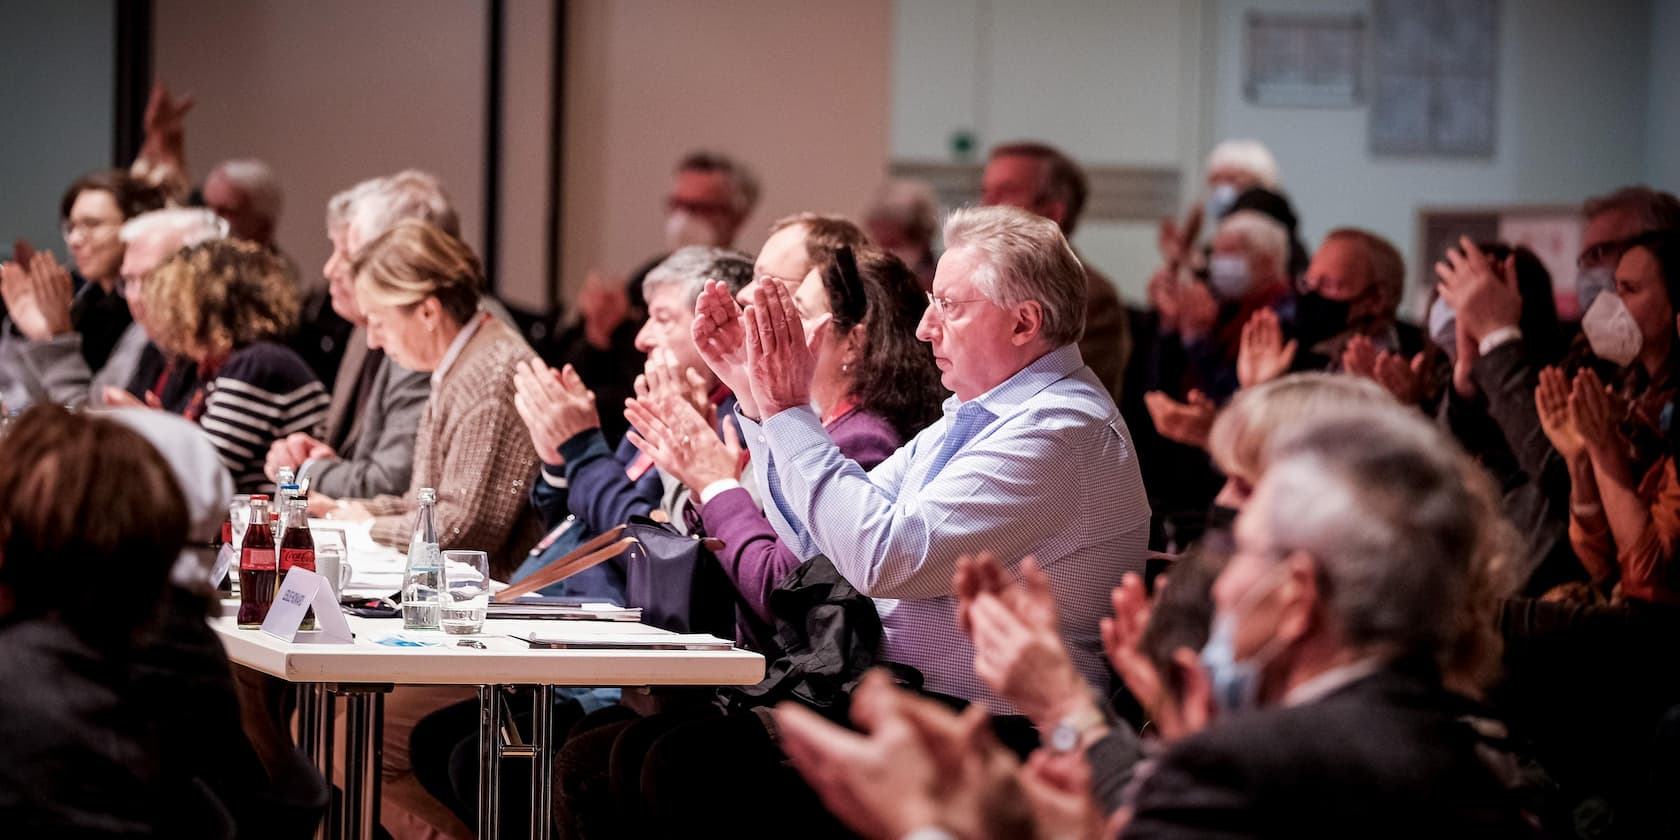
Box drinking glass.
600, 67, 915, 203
441, 550, 490, 635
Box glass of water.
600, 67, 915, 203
441, 550, 490, 635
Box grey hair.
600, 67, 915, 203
347, 169, 461, 245
1257, 407, 1489, 665
326, 176, 388, 233
644, 245, 753, 307
1206, 139, 1280, 188
865, 178, 941, 244
120, 207, 228, 250
941, 205, 1087, 347
1582, 186, 1680, 233
208, 159, 284, 226
677, 150, 760, 217
1218, 210, 1290, 279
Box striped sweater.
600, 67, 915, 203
193, 341, 330, 493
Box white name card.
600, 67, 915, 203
260, 566, 354, 644
210, 543, 236, 589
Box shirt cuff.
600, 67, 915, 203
1478, 326, 1522, 356
901, 830, 959, 840
541, 462, 569, 488
699, 478, 741, 504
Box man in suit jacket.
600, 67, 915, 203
267, 176, 430, 499
1123, 407, 1532, 838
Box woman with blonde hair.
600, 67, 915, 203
318, 219, 540, 576
142, 238, 328, 492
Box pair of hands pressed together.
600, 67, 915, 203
1536, 366, 1625, 469
1435, 236, 1523, 398
0, 251, 74, 343
1340, 334, 1430, 405
1148, 264, 1218, 341
692, 277, 831, 423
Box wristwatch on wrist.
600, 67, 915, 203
1047, 703, 1107, 754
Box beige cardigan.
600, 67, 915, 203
360, 317, 542, 577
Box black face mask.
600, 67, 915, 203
1294, 291, 1353, 348
1204, 503, 1239, 535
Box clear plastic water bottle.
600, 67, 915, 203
403, 487, 443, 629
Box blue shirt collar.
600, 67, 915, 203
939, 343, 1084, 418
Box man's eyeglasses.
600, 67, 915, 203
925, 292, 986, 320
1578, 237, 1634, 270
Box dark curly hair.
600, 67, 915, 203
822, 248, 944, 440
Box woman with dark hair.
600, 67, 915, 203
1541, 231, 1680, 604
0, 405, 186, 836
624, 247, 944, 625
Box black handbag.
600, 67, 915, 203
622, 515, 739, 639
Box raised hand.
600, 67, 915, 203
132, 81, 194, 198
1018, 749, 1106, 840
1177, 279, 1218, 341
2, 251, 74, 341
743, 278, 828, 418
576, 270, 630, 350
635, 348, 711, 420
1144, 389, 1217, 450
691, 279, 755, 415
624, 394, 743, 492
512, 359, 599, 465
1372, 351, 1428, 405
1237, 308, 1296, 389
955, 554, 1096, 730
1535, 366, 1585, 462
1100, 573, 1211, 742
1569, 368, 1623, 461
1146, 265, 1183, 334
1434, 236, 1520, 344
1340, 334, 1379, 380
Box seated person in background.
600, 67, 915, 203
5, 207, 225, 409
0, 169, 165, 409
140, 239, 329, 493
265, 175, 430, 500
624, 246, 944, 629
1542, 231, 1680, 605
320, 219, 540, 575
705, 204, 1150, 710
862, 178, 941, 290
737, 211, 873, 304
0, 406, 191, 836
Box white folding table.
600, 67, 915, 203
214, 614, 764, 840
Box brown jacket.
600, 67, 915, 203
361, 316, 542, 577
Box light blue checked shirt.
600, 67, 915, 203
738, 343, 1150, 712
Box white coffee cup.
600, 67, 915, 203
315, 546, 354, 597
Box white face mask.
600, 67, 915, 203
1580, 291, 1643, 367
1208, 254, 1252, 300
1428, 295, 1458, 363
664, 211, 719, 250
1205, 182, 1239, 223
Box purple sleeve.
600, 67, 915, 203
700, 409, 902, 624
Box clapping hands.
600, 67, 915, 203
512, 359, 599, 465
1, 250, 75, 342
1237, 308, 1296, 389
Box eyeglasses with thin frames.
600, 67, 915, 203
925, 292, 986, 321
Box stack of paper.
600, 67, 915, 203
525, 630, 735, 650
487, 601, 642, 622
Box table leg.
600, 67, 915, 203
317, 686, 336, 840
337, 685, 388, 840
530, 685, 556, 840
477, 684, 502, 840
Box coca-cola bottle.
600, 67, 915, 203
279, 498, 317, 630
237, 495, 278, 628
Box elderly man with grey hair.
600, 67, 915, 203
4, 207, 226, 409
1123, 406, 1530, 837
697, 204, 1149, 711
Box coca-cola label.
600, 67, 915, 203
280, 548, 316, 572
242, 547, 276, 571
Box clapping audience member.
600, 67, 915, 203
139, 238, 329, 492
3, 207, 224, 409
737, 211, 872, 304
266, 176, 430, 500
626, 247, 942, 629
0, 169, 165, 409
713, 204, 1149, 710
1290, 227, 1415, 373
1542, 232, 1680, 604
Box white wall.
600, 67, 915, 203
560, 0, 894, 302
0, 1, 114, 264
1205, 0, 1653, 311
1647, 0, 1680, 191
152, 0, 487, 296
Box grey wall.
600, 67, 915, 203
0, 0, 115, 264
1648, 0, 1680, 191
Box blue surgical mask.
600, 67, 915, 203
1428, 295, 1458, 364
1204, 183, 1239, 223
1576, 265, 1614, 316
1200, 566, 1290, 716
1209, 254, 1252, 300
